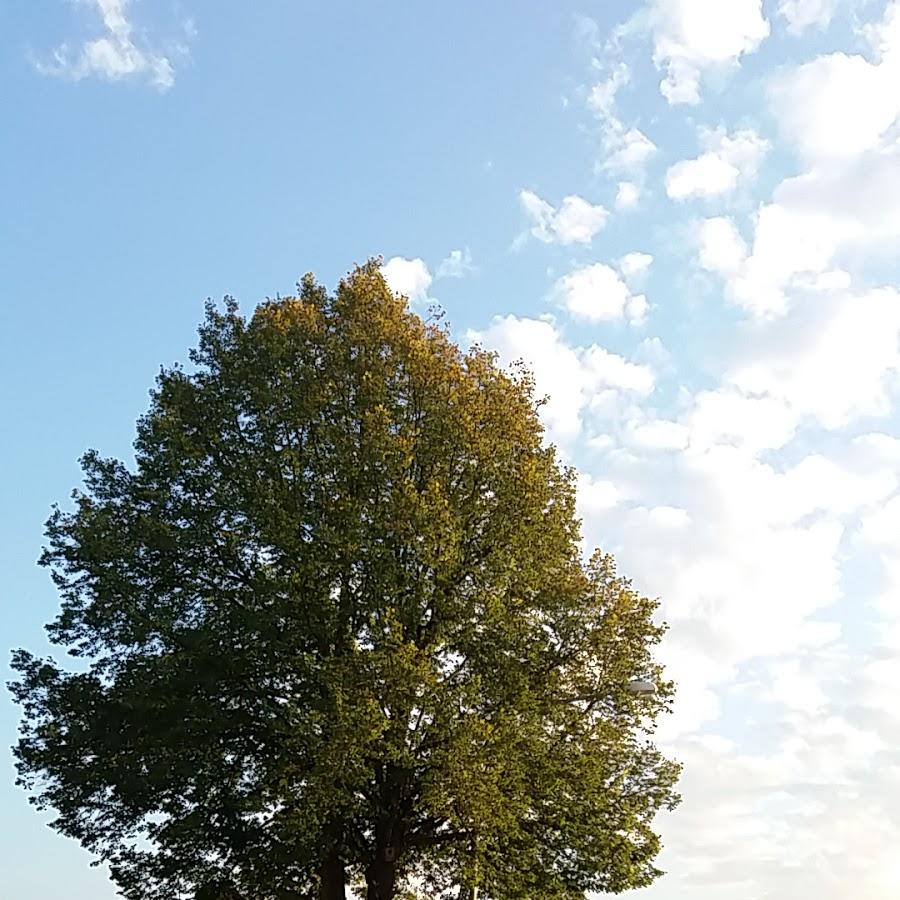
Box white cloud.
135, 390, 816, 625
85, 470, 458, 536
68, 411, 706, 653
33, 0, 182, 90
697, 216, 747, 275
573, 291, 900, 714
647, 725, 900, 899
20, 2, 900, 897
468, 315, 654, 447
775, 146, 900, 239
618, 251, 653, 285
722, 141, 900, 315
698, 142, 900, 316
613, 445, 848, 661
490, 11, 900, 895
518, 190, 608, 245
649, 505, 691, 528
778, 454, 897, 521
859, 494, 900, 547
853, 431, 900, 467
581, 502, 842, 750
602, 127, 657, 174
380, 257, 433, 303
469, 296, 900, 900
577, 473, 622, 515
646, 0, 770, 104
588, 65, 658, 180
772, 54, 899, 163
667, 154, 740, 201
775, 143, 900, 250
770, 2, 900, 163
688, 8, 900, 317
777, 0, 840, 33
767, 659, 829, 715
552, 263, 649, 325
615, 180, 641, 209
666, 127, 769, 201
582, 344, 656, 393
724, 205, 849, 317
436, 248, 474, 279
625, 417, 690, 451
587, 61, 630, 118
726, 287, 900, 429
494, 13, 900, 896
628, 294, 650, 325
564, 286, 900, 752
863, 549, 900, 625
686, 388, 797, 452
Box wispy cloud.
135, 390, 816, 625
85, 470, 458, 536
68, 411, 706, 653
436, 248, 475, 279
777, 0, 840, 34
587, 63, 657, 191
32, 0, 191, 91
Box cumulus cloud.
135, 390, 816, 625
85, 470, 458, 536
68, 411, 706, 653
769, 138, 900, 248
577, 472, 623, 515
518, 190, 608, 245
552, 263, 649, 325
697, 216, 747, 275
553, 288, 900, 753
637, 282, 900, 448
468, 315, 654, 447
380, 257, 433, 303
508, 9, 900, 895
666, 127, 769, 200
728, 205, 843, 317
646, 0, 770, 104
615, 181, 642, 209
686, 389, 797, 452
472, 259, 900, 894
726, 286, 900, 430
696, 138, 900, 317
597, 440, 864, 676
618, 251, 653, 285
771, 55, 899, 163
569, 290, 900, 759
32, 0, 184, 90
770, 1, 900, 163
624, 417, 690, 451
667, 154, 739, 201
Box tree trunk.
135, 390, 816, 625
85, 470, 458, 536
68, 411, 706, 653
320, 848, 347, 900
365, 855, 397, 900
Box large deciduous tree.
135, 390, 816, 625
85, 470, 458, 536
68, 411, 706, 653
11, 262, 680, 900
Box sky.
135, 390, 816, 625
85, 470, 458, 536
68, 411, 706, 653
2, 0, 900, 897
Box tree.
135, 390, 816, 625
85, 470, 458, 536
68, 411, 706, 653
10, 262, 680, 900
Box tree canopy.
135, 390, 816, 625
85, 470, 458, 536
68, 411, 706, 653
10, 262, 680, 900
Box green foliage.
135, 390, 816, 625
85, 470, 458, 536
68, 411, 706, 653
10, 262, 680, 900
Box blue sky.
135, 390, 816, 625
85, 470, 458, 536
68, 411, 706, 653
4, 1, 900, 897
